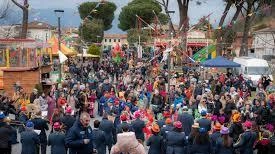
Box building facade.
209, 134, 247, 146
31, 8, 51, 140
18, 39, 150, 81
102, 34, 128, 50
251, 28, 275, 61
27, 21, 53, 42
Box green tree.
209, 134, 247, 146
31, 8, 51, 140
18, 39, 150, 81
127, 28, 152, 45
118, 0, 164, 31
78, 1, 117, 31
80, 19, 104, 43
88, 44, 101, 56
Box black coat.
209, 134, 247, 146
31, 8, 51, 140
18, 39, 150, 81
99, 118, 115, 147
229, 122, 244, 143
166, 131, 187, 154
48, 131, 66, 154
190, 142, 212, 154
31, 117, 49, 144
0, 122, 13, 149
65, 120, 94, 154
93, 129, 106, 154
131, 118, 145, 141
197, 118, 212, 131
147, 134, 163, 154
233, 130, 257, 154
20, 129, 40, 154
116, 121, 132, 134
177, 112, 194, 136
215, 137, 234, 154
60, 115, 76, 133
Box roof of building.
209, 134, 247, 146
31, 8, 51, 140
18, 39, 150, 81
103, 34, 127, 39
28, 21, 53, 29
254, 27, 275, 33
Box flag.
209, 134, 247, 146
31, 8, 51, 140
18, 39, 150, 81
137, 45, 142, 59
58, 50, 68, 64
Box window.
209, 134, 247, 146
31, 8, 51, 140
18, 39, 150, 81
109, 39, 111, 42
114, 39, 116, 42
105, 39, 107, 42
118, 39, 120, 42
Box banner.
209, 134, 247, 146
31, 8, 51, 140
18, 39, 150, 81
137, 45, 142, 59
58, 50, 68, 64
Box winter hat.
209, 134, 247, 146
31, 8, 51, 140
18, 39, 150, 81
220, 127, 229, 135
21, 106, 27, 112
214, 123, 222, 130
182, 106, 188, 111
165, 118, 172, 124
173, 121, 182, 129
134, 111, 141, 119
66, 106, 72, 114
201, 110, 207, 116
199, 127, 207, 133
218, 116, 225, 124
0, 112, 5, 119
163, 111, 171, 118
244, 121, 252, 129
26, 121, 34, 128
232, 112, 241, 123
151, 123, 160, 133
53, 122, 61, 129
120, 114, 127, 121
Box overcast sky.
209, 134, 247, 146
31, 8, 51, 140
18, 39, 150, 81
27, 0, 229, 26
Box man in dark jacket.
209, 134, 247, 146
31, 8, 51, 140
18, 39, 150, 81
233, 121, 257, 154
31, 112, 49, 154
197, 110, 212, 131
48, 122, 66, 154
60, 107, 76, 134
116, 114, 133, 134
65, 112, 94, 154
177, 106, 194, 136
20, 121, 40, 154
131, 112, 146, 142
93, 120, 106, 154
99, 113, 115, 152
0, 113, 13, 154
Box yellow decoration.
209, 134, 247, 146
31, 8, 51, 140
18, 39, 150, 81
6, 48, 9, 67
211, 50, 217, 59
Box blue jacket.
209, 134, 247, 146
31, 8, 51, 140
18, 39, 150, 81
177, 112, 194, 136
99, 118, 115, 147
18, 113, 28, 133
210, 131, 221, 152
233, 130, 257, 154
65, 120, 94, 154
31, 117, 49, 144
173, 96, 183, 109
131, 118, 145, 141
92, 128, 106, 154
197, 118, 212, 131
147, 134, 164, 154
166, 131, 187, 154
20, 129, 40, 154
48, 131, 66, 154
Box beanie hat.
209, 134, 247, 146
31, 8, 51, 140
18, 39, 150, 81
26, 121, 34, 128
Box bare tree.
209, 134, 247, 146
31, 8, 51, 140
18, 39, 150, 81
239, 0, 263, 56
11, 0, 29, 39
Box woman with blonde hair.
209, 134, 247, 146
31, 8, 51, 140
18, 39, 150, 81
198, 98, 207, 113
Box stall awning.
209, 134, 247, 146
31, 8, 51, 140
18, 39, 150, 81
48, 37, 77, 56
202, 56, 241, 68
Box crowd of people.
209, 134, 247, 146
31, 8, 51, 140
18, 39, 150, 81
0, 55, 275, 154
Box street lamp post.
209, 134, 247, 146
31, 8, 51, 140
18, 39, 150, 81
54, 9, 64, 83
166, 10, 175, 105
